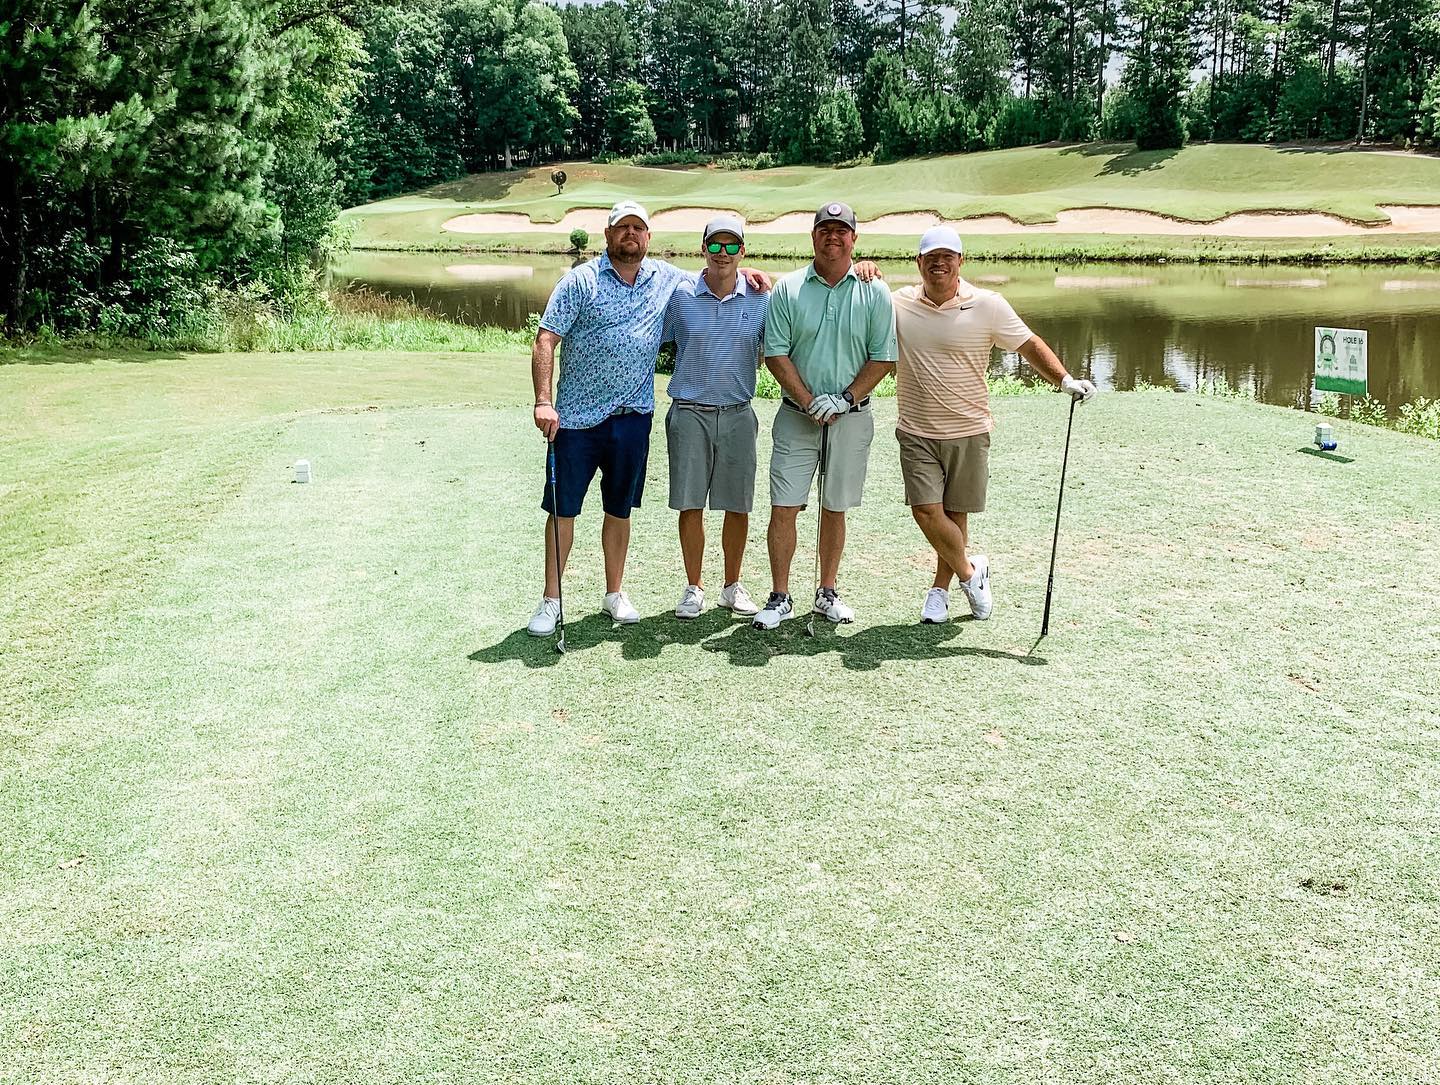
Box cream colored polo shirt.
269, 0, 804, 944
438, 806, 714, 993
893, 281, 1033, 440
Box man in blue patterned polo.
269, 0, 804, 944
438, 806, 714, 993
661, 215, 769, 621
526, 200, 771, 635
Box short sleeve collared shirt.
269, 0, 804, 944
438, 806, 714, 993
893, 280, 1034, 440
540, 253, 691, 430
662, 272, 769, 406
763, 263, 898, 396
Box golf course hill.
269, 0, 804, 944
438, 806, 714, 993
339, 142, 1440, 263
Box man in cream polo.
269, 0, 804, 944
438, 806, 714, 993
893, 225, 1096, 624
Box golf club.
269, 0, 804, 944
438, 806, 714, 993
1039, 394, 1078, 639
546, 440, 566, 654
806, 424, 830, 637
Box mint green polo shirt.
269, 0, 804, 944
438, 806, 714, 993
763, 263, 899, 395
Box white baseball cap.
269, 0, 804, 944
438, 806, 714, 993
918, 225, 963, 256
608, 200, 651, 228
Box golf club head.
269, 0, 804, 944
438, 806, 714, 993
805, 616, 816, 637
555, 635, 566, 654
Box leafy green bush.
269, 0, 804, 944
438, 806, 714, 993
1196, 374, 1255, 400
633, 150, 710, 166
569, 228, 589, 252
1395, 397, 1440, 440
715, 152, 778, 171
988, 373, 1049, 396
1350, 395, 1390, 427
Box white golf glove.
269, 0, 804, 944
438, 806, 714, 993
1061, 375, 1096, 402
807, 393, 847, 423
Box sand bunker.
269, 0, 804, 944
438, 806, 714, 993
441, 204, 1440, 238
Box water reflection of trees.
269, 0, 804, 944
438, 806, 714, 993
992, 308, 1440, 414
336, 256, 1440, 413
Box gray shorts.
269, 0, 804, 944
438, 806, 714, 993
769, 400, 875, 511
665, 401, 758, 513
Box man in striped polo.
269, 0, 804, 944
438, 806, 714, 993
661, 215, 768, 619
893, 225, 1096, 624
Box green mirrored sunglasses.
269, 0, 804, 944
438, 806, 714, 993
706, 241, 742, 255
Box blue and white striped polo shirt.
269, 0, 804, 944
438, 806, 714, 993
662, 272, 769, 406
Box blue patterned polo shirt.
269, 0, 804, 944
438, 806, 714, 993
539, 253, 693, 430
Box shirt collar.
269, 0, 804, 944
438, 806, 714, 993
805, 262, 859, 285
913, 278, 975, 310
696, 269, 747, 301
598, 251, 654, 284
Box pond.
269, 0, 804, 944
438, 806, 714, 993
330, 252, 1440, 412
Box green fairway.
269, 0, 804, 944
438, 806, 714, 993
337, 143, 1440, 260
4, 351, 1440, 1083
341, 143, 1440, 261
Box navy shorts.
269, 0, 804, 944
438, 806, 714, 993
541, 411, 652, 519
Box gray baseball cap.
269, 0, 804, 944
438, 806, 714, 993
702, 214, 745, 244
814, 201, 857, 230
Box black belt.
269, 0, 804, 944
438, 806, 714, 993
782, 395, 870, 412
673, 400, 751, 413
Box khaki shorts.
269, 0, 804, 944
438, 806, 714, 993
769, 401, 874, 511
666, 401, 758, 513
897, 428, 990, 513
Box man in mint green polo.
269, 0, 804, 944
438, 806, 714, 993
752, 201, 898, 630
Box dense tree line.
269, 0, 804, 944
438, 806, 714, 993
546, 0, 1440, 161
5, 1, 1440, 334
2, 0, 370, 333
338, 0, 1440, 200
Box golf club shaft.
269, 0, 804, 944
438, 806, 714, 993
1040, 395, 1077, 638
807, 425, 830, 636
547, 441, 565, 647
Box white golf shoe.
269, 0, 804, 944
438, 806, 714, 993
719, 581, 760, 616
527, 596, 561, 636
602, 590, 640, 623
751, 592, 794, 630
813, 587, 855, 624
959, 556, 992, 620
675, 584, 705, 620
921, 587, 949, 624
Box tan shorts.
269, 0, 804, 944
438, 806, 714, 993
897, 428, 990, 513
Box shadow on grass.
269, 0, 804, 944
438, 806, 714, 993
1056, 143, 1181, 175
471, 611, 1045, 671
1, 345, 191, 367
470, 608, 748, 668
418, 168, 537, 203
1297, 447, 1355, 464
701, 620, 1047, 671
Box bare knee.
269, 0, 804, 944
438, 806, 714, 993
911, 502, 944, 526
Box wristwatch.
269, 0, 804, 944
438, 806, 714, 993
841, 390, 855, 410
